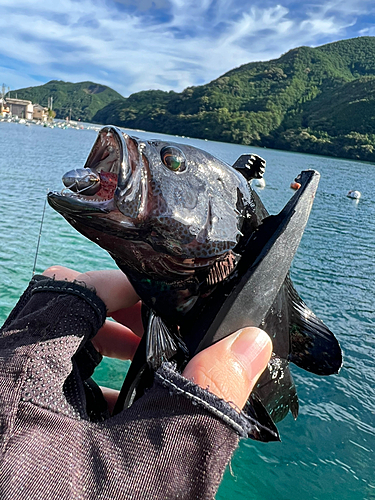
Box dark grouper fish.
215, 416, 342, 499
48, 126, 342, 442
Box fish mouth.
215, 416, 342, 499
48, 126, 138, 220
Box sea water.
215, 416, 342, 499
0, 121, 374, 499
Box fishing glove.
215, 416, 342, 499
0, 275, 252, 500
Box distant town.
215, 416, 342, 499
0, 82, 59, 123
0, 95, 51, 122
0, 85, 102, 131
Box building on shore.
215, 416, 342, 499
32, 103, 49, 122
0, 98, 49, 121
5, 98, 34, 120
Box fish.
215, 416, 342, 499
48, 126, 342, 441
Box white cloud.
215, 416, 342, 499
0, 0, 374, 96
359, 27, 375, 36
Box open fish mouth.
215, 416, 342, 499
48, 126, 129, 215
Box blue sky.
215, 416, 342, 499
1, 0, 375, 97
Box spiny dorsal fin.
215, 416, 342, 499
232, 154, 266, 181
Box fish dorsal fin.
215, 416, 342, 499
232, 154, 266, 181
189, 170, 321, 355
206, 251, 239, 287
146, 312, 179, 369
287, 279, 342, 375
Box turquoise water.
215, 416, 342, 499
1, 121, 374, 499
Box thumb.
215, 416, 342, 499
182, 327, 272, 410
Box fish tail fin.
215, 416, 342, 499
254, 356, 299, 423
288, 280, 342, 375
243, 393, 280, 442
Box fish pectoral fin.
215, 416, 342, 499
146, 312, 179, 370
232, 154, 266, 181
113, 311, 182, 413
243, 393, 280, 442
113, 334, 153, 413
288, 280, 343, 375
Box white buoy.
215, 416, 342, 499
253, 177, 266, 188
347, 190, 361, 199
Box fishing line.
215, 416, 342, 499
61, 180, 99, 195
31, 180, 99, 277
32, 196, 47, 277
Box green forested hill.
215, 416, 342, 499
14, 37, 375, 161
92, 36, 375, 161
14, 80, 124, 122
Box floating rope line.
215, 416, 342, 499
32, 197, 47, 277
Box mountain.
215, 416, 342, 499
13, 37, 375, 161
93, 36, 375, 162
13, 80, 125, 122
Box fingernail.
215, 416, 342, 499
230, 328, 272, 378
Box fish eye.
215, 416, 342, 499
160, 146, 186, 172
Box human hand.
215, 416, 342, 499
43, 266, 272, 412
0, 265, 274, 499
